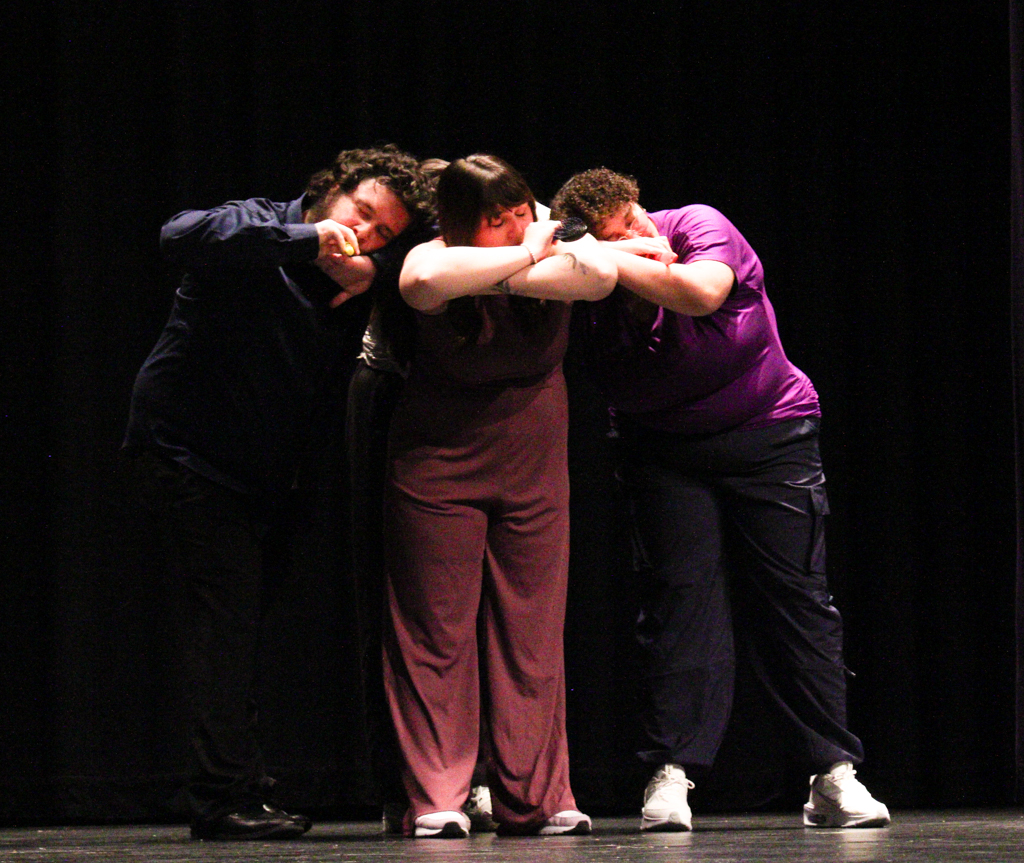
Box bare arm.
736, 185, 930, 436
400, 220, 616, 313
491, 233, 617, 303
399, 238, 541, 312
603, 238, 735, 316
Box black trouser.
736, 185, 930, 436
345, 361, 407, 810
616, 417, 864, 776
128, 449, 293, 821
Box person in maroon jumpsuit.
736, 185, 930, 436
382, 154, 616, 838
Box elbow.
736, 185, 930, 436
690, 267, 734, 316
399, 271, 443, 312
159, 210, 206, 262
158, 221, 183, 261
677, 296, 725, 317
672, 279, 732, 316
588, 257, 618, 300
691, 295, 726, 317
693, 283, 733, 316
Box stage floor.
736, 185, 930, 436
2, 810, 1022, 862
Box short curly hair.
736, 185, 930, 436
550, 168, 640, 232
304, 144, 433, 225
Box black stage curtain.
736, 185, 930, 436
1012, 0, 1024, 805
2, 1, 1017, 823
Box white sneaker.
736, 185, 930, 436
462, 784, 498, 832
413, 810, 471, 838
641, 763, 693, 831
803, 762, 891, 828
538, 809, 592, 835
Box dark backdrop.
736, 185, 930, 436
3, 1, 1016, 823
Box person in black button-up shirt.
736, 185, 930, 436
124, 145, 430, 841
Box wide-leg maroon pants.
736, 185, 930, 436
383, 369, 578, 834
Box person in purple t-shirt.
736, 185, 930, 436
552, 169, 890, 832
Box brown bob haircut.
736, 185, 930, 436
437, 154, 538, 247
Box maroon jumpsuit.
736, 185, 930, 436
383, 296, 579, 834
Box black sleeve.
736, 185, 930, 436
160, 198, 321, 269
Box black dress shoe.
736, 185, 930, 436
190, 803, 312, 840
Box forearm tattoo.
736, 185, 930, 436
492, 254, 591, 297
560, 252, 591, 275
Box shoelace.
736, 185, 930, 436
649, 773, 695, 796
822, 769, 871, 804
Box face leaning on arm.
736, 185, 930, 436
322, 177, 412, 253
594, 202, 658, 242
471, 202, 534, 247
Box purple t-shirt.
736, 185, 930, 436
584, 204, 819, 434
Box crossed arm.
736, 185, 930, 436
399, 220, 618, 314
160, 200, 384, 309
600, 236, 735, 317
312, 218, 378, 308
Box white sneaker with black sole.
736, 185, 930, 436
803, 762, 891, 828
539, 810, 592, 835
641, 763, 693, 831
413, 810, 471, 838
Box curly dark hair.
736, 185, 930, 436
304, 144, 433, 225
416, 157, 449, 226
550, 168, 640, 232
